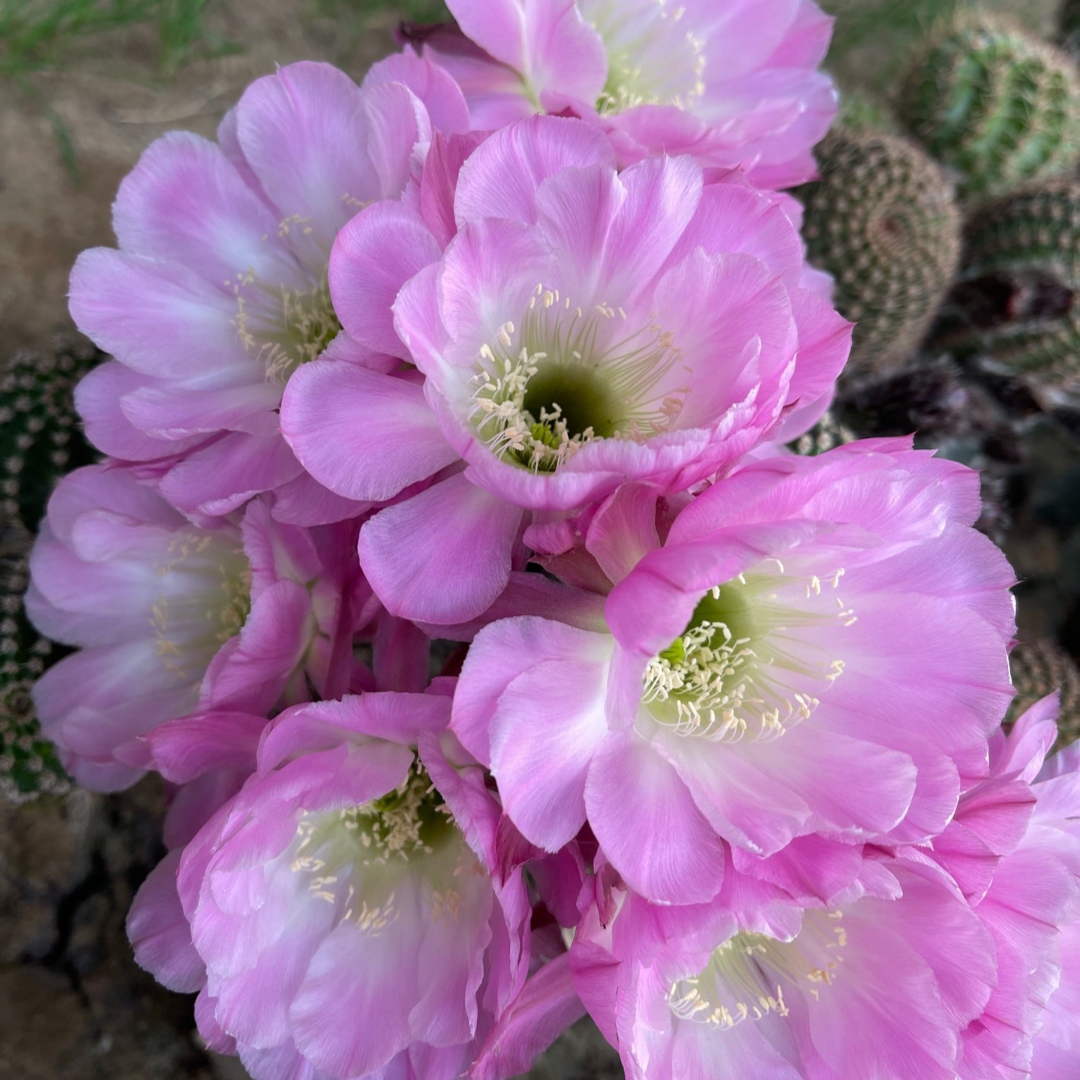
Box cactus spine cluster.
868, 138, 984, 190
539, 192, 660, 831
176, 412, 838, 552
1, 530, 70, 803
788, 411, 856, 457
0, 337, 99, 802
1007, 637, 1080, 746
936, 183, 1080, 386
799, 129, 962, 375
898, 15, 1080, 200
0, 338, 99, 532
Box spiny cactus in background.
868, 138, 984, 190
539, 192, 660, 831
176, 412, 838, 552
1060, 0, 1080, 60
0, 527, 70, 803
935, 183, 1080, 388
834, 92, 897, 136
788, 411, 856, 456
0, 336, 100, 533
0, 336, 99, 803
1007, 637, 1080, 745
798, 130, 961, 375
832, 355, 1022, 545
897, 15, 1080, 201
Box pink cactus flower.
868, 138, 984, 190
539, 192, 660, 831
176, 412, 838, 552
129, 694, 531, 1080
25, 464, 365, 790
69, 61, 440, 525
412, 0, 837, 187
941, 697, 1080, 1079
284, 116, 850, 624
1030, 734, 1080, 1079
452, 440, 1016, 906
570, 848, 997, 1080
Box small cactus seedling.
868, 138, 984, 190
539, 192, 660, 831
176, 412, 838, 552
898, 15, 1080, 200
936, 183, 1080, 388
1007, 637, 1080, 746
0, 529, 70, 803
798, 130, 962, 375
0, 336, 99, 533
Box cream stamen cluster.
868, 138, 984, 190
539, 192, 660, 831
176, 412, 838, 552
669, 912, 848, 1031
468, 284, 688, 472
585, 0, 707, 114
232, 249, 342, 385
289, 762, 458, 931
151, 532, 252, 680
644, 566, 850, 742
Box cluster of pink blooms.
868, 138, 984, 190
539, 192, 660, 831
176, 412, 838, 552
28, 2, 1080, 1077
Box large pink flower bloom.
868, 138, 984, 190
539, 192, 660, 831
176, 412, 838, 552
1030, 731, 1080, 1079
130, 694, 531, 1080
451, 440, 1016, 906
26, 464, 365, 790
570, 849, 996, 1080
414, 0, 837, 187
70, 61, 443, 525
284, 116, 850, 624
943, 698, 1080, 1079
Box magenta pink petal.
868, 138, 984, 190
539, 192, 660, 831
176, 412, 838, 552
282, 360, 456, 502
454, 115, 615, 225
158, 432, 305, 518
586, 731, 726, 905
358, 473, 524, 624
112, 130, 305, 292
489, 656, 610, 851
128, 851, 206, 993
329, 201, 443, 354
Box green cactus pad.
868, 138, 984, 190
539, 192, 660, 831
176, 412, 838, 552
1, 531, 71, 803
0, 336, 100, 533
898, 15, 1080, 200
798, 130, 962, 375
1006, 637, 1080, 747
935, 183, 1080, 386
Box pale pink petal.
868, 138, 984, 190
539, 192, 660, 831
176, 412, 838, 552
281, 361, 455, 501
586, 732, 726, 904
489, 657, 610, 851
358, 474, 523, 624
112, 130, 305, 291
329, 201, 442, 354
128, 850, 206, 993
454, 114, 615, 225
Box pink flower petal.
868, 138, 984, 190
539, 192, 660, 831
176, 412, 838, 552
358, 474, 523, 624
586, 731, 726, 905
330, 201, 443, 354
489, 656, 610, 851
281, 360, 455, 501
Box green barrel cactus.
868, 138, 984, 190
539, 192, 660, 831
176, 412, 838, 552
935, 183, 1080, 386
798, 130, 962, 375
1, 529, 70, 803
1007, 637, 1080, 746
898, 15, 1080, 201
0, 336, 99, 533
0, 337, 99, 802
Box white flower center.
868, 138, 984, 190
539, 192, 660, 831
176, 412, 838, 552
231, 263, 341, 383
469, 285, 687, 472
643, 560, 851, 742
669, 911, 848, 1030
151, 531, 251, 684
290, 761, 469, 935
580, 0, 707, 114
